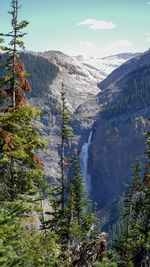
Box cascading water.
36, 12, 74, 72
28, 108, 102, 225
79, 131, 93, 194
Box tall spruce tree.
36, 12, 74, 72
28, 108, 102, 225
0, 1, 62, 266
0, 0, 47, 202
69, 149, 87, 226
43, 83, 73, 247
68, 149, 98, 249
60, 82, 72, 214
0, 0, 29, 109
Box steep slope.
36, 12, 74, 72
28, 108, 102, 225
78, 52, 140, 79
37, 51, 100, 111
98, 50, 150, 90
75, 50, 150, 211
38, 51, 138, 111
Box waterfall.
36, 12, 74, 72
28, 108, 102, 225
79, 131, 92, 193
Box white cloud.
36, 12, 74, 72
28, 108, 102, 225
77, 19, 117, 30
145, 32, 150, 43
147, 1, 150, 4
65, 39, 134, 58
107, 39, 132, 52
79, 41, 96, 48
145, 32, 150, 36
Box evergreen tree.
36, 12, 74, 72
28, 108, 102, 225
0, 200, 28, 266
0, 0, 29, 109
69, 149, 87, 225
0, 1, 60, 266
114, 158, 150, 267
60, 82, 72, 214
68, 150, 98, 248
0, 0, 47, 202
43, 83, 73, 248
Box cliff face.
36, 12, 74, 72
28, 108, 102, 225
89, 111, 149, 210
76, 50, 150, 210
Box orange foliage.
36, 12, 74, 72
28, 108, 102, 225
2, 131, 14, 149
14, 60, 31, 93
0, 59, 32, 108
31, 154, 45, 167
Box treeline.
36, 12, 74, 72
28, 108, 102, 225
20, 52, 59, 98
102, 64, 150, 119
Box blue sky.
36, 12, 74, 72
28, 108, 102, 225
0, 0, 150, 57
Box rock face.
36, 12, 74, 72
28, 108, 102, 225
37, 51, 137, 111
37, 51, 100, 111
76, 50, 150, 210
89, 111, 149, 210
19, 50, 134, 182
98, 50, 149, 90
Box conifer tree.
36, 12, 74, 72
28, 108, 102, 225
68, 149, 98, 248
60, 82, 72, 213
43, 83, 73, 247
0, 1, 61, 265
0, 0, 29, 109
0, 0, 46, 202
69, 149, 87, 225
114, 157, 150, 267
0, 200, 29, 266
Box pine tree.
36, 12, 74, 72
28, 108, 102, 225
0, 0, 29, 109
69, 149, 87, 226
0, 200, 29, 266
60, 82, 72, 214
0, 0, 47, 203
114, 157, 150, 267
0, 1, 60, 265
68, 149, 98, 248
43, 83, 73, 247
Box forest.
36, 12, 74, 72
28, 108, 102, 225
0, 1, 149, 267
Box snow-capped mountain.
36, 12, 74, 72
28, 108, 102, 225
37, 51, 139, 111
38, 51, 100, 111
75, 52, 140, 81
18, 50, 140, 182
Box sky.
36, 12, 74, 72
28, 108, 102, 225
0, 0, 150, 58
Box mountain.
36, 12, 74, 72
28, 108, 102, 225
98, 50, 149, 90
37, 50, 100, 111
75, 50, 150, 211
77, 52, 140, 80
1, 50, 130, 182
38, 51, 138, 111
1, 50, 145, 207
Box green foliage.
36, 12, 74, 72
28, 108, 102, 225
0, 200, 29, 266
18, 229, 60, 267
69, 150, 87, 223
0, 2, 60, 267
94, 258, 117, 267
60, 82, 73, 213
113, 158, 150, 267
68, 150, 98, 246
0, 105, 47, 201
